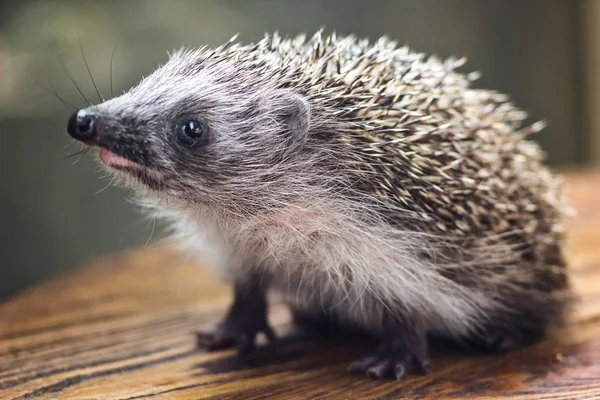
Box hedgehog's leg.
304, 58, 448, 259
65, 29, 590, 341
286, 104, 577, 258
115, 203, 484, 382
347, 315, 431, 380
195, 277, 276, 353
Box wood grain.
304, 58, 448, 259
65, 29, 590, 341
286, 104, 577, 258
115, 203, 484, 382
1, 171, 600, 400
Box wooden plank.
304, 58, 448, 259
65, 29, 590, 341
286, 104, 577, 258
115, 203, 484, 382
1, 170, 600, 400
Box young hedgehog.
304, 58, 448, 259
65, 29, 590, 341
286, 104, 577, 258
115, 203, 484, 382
67, 31, 572, 380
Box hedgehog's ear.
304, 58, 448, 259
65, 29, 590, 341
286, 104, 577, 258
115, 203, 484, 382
270, 89, 311, 147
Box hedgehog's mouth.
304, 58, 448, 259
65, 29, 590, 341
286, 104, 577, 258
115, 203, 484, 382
99, 148, 164, 189
99, 148, 140, 169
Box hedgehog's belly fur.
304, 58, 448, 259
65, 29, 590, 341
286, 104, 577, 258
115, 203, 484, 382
267, 265, 484, 337
168, 201, 569, 349
253, 236, 567, 350
210, 213, 509, 340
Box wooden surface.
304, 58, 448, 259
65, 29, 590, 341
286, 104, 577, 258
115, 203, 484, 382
1, 171, 600, 400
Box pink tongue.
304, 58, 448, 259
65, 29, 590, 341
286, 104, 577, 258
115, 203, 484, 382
99, 149, 139, 168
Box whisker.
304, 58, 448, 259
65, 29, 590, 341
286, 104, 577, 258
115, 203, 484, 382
80, 38, 103, 102
61, 147, 91, 160
109, 44, 119, 98
72, 148, 90, 164
32, 111, 66, 130
94, 176, 116, 195
144, 217, 157, 247
60, 56, 92, 106
34, 80, 78, 110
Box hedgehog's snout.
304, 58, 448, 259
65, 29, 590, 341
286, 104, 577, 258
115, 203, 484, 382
67, 109, 98, 143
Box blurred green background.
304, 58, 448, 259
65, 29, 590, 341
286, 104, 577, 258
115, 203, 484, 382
1, 0, 598, 300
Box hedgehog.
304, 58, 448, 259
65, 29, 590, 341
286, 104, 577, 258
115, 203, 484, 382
66, 31, 572, 380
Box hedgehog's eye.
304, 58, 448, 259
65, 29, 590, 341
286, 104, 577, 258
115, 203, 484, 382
178, 119, 206, 145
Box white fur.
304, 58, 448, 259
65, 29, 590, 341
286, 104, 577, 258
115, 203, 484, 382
147, 195, 496, 337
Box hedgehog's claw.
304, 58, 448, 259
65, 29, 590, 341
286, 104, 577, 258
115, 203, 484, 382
196, 325, 275, 353
196, 327, 254, 352
195, 322, 275, 353
348, 334, 431, 380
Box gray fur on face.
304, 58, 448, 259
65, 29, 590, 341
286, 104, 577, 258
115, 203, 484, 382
90, 48, 317, 212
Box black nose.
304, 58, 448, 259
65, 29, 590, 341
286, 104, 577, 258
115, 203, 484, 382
67, 110, 97, 141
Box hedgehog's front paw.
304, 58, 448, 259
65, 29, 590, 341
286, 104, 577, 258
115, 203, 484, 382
348, 335, 431, 380
195, 320, 276, 353
195, 325, 249, 352
196, 277, 275, 353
